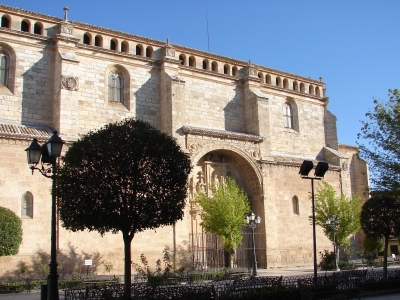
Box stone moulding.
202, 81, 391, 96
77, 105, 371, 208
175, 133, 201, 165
182, 125, 265, 143
0, 123, 53, 141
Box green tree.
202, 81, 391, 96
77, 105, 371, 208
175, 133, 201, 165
312, 182, 362, 259
358, 88, 400, 196
195, 177, 250, 268
362, 236, 384, 254
56, 118, 192, 296
0, 206, 22, 257
360, 195, 400, 279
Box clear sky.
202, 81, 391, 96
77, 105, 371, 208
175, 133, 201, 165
2, 0, 399, 147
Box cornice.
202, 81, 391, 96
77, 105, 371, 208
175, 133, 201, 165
0, 4, 62, 23
183, 125, 265, 143
260, 156, 341, 171
0, 27, 50, 42
260, 83, 325, 101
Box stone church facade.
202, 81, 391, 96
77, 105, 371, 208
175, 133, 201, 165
0, 4, 369, 275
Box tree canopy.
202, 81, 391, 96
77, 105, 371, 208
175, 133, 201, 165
358, 88, 400, 196
312, 182, 361, 249
56, 118, 192, 295
0, 206, 22, 257
195, 177, 250, 267
360, 195, 400, 278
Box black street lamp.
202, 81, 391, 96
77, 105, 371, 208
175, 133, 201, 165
299, 160, 329, 285
326, 214, 340, 271
246, 211, 261, 277
25, 132, 64, 300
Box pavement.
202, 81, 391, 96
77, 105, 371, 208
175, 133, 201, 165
0, 267, 399, 300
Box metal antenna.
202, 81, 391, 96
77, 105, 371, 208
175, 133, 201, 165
206, 9, 210, 52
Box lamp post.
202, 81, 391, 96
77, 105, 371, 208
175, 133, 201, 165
25, 132, 64, 300
246, 211, 261, 277
326, 214, 340, 271
299, 160, 329, 285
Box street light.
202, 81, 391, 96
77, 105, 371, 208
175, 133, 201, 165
25, 132, 64, 300
246, 211, 261, 276
299, 160, 329, 284
326, 214, 340, 271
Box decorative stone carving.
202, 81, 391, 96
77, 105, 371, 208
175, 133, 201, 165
245, 148, 261, 159
60, 22, 73, 35
189, 143, 203, 153
163, 38, 176, 58
196, 171, 206, 193
61, 76, 79, 91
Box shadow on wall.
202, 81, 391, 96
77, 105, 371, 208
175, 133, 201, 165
5, 242, 103, 277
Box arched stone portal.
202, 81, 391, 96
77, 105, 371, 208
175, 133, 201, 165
188, 148, 266, 269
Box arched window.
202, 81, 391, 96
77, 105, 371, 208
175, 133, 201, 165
283, 78, 288, 89
224, 64, 230, 75
110, 39, 117, 51
34, 22, 42, 35
309, 85, 314, 95
146, 46, 153, 58
121, 41, 129, 53
189, 56, 195, 67
232, 66, 238, 77
21, 20, 30, 32
266, 74, 271, 84
0, 51, 9, 87
95, 35, 102, 47
179, 54, 186, 65
276, 77, 281, 87
108, 72, 123, 103
211, 61, 218, 72
316, 86, 321, 96
258, 72, 263, 79
136, 44, 143, 56
83, 33, 91, 45
1, 15, 10, 28
293, 81, 298, 91
22, 192, 33, 218
300, 82, 305, 92
292, 196, 299, 215
283, 103, 293, 129
203, 59, 209, 70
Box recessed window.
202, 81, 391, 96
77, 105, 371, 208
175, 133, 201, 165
121, 41, 129, 53
0, 52, 9, 87
110, 39, 117, 51
108, 72, 123, 103
309, 85, 314, 95
146, 46, 153, 58
189, 56, 195, 67
258, 72, 263, 79
316, 86, 321, 96
136, 44, 143, 56
211, 61, 218, 72
293, 81, 298, 91
34, 22, 42, 35
283, 103, 293, 129
203, 59, 209, 70
276, 77, 282, 87
266, 74, 271, 84
179, 54, 186, 65
232, 66, 238, 77
21, 20, 30, 32
224, 64, 230, 75
1, 15, 10, 28
95, 35, 103, 47
300, 82, 305, 92
283, 78, 288, 89
83, 33, 91, 45
292, 196, 299, 215
22, 192, 33, 218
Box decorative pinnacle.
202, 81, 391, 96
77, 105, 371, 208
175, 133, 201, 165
319, 76, 323, 82
249, 59, 252, 65
63, 7, 69, 22
167, 38, 170, 45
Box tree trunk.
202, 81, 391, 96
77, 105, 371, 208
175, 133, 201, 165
230, 249, 236, 268
383, 236, 389, 279
123, 231, 134, 298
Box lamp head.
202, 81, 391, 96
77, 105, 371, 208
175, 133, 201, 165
299, 160, 314, 176
315, 162, 329, 178
47, 131, 64, 157
25, 138, 42, 165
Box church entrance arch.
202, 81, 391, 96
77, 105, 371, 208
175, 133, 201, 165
188, 147, 266, 269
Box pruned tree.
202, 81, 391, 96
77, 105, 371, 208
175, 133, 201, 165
360, 195, 400, 279
0, 206, 22, 257
358, 88, 400, 196
56, 118, 192, 296
195, 177, 250, 268
312, 182, 362, 260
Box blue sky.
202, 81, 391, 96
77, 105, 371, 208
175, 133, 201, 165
3, 0, 399, 147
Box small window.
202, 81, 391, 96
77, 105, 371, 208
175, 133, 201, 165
121, 41, 129, 53
203, 59, 209, 70
108, 72, 123, 103
83, 33, 91, 45
146, 46, 153, 58
224, 64, 230, 75
34, 22, 42, 35
276, 77, 281, 87
292, 196, 299, 215
283, 78, 288, 89
110, 39, 117, 51
21, 20, 30, 32
0, 52, 9, 87
189, 56, 195, 67
1, 15, 10, 28
232, 66, 238, 77
136, 44, 143, 56
95, 35, 102, 47
22, 192, 33, 218
293, 81, 298, 91
316, 86, 321, 96
258, 72, 263, 79
211, 61, 218, 72
266, 74, 271, 84
283, 103, 293, 129
300, 82, 305, 92
179, 54, 186, 65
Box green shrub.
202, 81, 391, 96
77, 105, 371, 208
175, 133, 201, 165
319, 250, 335, 270
0, 206, 22, 256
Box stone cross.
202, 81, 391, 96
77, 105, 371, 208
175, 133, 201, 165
63, 7, 69, 22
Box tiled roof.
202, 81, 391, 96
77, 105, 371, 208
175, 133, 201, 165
182, 125, 265, 143
0, 123, 53, 140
